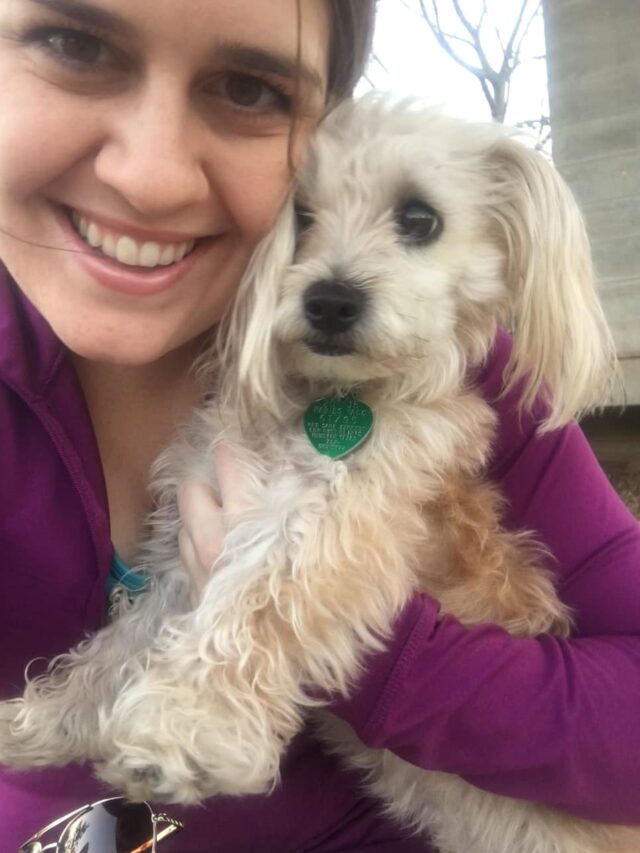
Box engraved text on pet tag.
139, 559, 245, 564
304, 395, 373, 459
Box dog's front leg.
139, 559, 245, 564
0, 620, 137, 769
93, 619, 306, 804
92, 573, 329, 803
0, 576, 185, 771
94, 489, 418, 804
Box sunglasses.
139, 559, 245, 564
19, 796, 184, 853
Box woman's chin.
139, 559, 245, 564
54, 320, 202, 369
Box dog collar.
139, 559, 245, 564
303, 395, 373, 459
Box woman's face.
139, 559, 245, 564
0, 0, 330, 364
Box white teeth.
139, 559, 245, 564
87, 223, 103, 248
70, 210, 197, 269
101, 233, 117, 259
139, 242, 161, 268
159, 244, 178, 266
116, 236, 139, 266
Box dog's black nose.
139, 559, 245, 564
303, 280, 366, 335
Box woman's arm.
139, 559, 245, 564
333, 333, 640, 824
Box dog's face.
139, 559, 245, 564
272, 99, 509, 389
232, 95, 612, 427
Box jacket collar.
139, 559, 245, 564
0, 266, 67, 399
0, 265, 111, 609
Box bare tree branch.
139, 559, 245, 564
515, 114, 551, 151
372, 52, 389, 74
413, 0, 544, 124
501, 0, 532, 70
479, 0, 489, 34
511, 1, 542, 70
478, 76, 496, 115
439, 31, 477, 52
450, 0, 480, 40
418, 0, 486, 79
449, 0, 500, 85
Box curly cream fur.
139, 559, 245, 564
0, 95, 632, 852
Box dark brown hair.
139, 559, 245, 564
325, 1, 378, 103
286, 0, 376, 166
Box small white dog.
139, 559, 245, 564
2, 95, 636, 853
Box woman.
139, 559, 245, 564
0, 0, 638, 850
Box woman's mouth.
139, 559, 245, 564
69, 209, 200, 269
59, 206, 216, 297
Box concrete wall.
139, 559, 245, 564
543, 0, 640, 402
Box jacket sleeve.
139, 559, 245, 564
331, 334, 640, 824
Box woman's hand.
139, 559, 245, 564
177, 444, 245, 603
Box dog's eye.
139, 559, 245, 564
295, 204, 314, 235
395, 201, 442, 244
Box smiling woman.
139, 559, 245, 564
0, 0, 336, 566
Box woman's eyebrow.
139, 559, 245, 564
25, 0, 131, 34
23, 2, 326, 94
215, 42, 325, 92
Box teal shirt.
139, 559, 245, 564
107, 552, 148, 598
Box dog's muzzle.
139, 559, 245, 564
302, 279, 366, 355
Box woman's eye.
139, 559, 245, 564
221, 73, 291, 113
25, 26, 110, 68
394, 200, 443, 245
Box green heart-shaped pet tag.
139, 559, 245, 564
304, 395, 373, 459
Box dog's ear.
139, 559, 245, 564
220, 196, 297, 419
485, 135, 618, 430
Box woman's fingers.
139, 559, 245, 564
178, 525, 211, 603
177, 444, 249, 599
177, 478, 225, 593
214, 442, 248, 517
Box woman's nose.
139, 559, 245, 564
94, 82, 211, 217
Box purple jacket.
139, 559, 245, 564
1, 268, 639, 852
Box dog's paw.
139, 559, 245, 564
95, 668, 291, 802
96, 749, 273, 804
96, 757, 170, 802
96, 755, 161, 802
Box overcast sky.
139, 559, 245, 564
361, 0, 548, 126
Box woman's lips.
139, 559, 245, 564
56, 206, 217, 297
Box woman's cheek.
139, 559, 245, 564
0, 87, 96, 203
208, 134, 296, 240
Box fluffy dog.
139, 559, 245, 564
1, 95, 636, 853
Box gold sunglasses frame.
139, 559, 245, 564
19, 795, 183, 853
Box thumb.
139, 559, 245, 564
177, 477, 226, 592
